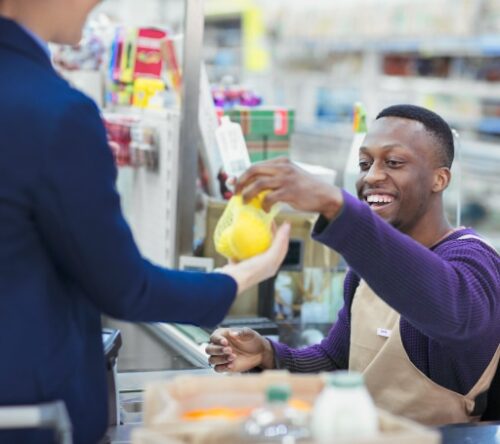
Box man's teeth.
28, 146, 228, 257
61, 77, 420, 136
366, 194, 394, 204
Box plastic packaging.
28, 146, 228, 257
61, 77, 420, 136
214, 193, 279, 261
311, 371, 378, 443
242, 384, 310, 443
343, 103, 367, 197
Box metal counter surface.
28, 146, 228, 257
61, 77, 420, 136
439, 422, 500, 444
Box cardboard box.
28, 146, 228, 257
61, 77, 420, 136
221, 107, 295, 163
246, 139, 290, 163
132, 372, 441, 444
224, 108, 295, 139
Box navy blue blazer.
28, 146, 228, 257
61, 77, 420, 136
0, 17, 236, 444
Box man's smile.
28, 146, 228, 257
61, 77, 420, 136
363, 191, 397, 214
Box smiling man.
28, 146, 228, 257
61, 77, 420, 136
207, 104, 500, 426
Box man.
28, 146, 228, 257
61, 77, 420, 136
207, 105, 500, 426
0, 1, 290, 443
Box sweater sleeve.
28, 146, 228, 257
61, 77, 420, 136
312, 190, 500, 344
33, 93, 237, 327
270, 307, 349, 372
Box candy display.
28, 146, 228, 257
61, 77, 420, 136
107, 26, 181, 108
212, 85, 263, 108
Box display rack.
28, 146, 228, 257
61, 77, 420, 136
115, 108, 181, 268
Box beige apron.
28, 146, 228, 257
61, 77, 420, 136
349, 277, 500, 426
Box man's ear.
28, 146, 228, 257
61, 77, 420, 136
432, 167, 451, 193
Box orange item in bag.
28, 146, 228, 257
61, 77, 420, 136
182, 406, 253, 421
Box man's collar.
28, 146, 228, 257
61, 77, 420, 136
0, 16, 53, 69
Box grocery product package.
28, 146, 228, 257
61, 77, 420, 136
214, 193, 280, 261
131, 371, 441, 444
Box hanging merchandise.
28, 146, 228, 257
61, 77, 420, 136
103, 114, 159, 170
212, 81, 262, 109
160, 37, 182, 96
134, 28, 166, 78
107, 27, 181, 109
343, 102, 367, 197
132, 78, 165, 109
104, 114, 136, 166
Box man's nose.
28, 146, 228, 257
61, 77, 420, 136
363, 162, 387, 185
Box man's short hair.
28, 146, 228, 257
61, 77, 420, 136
376, 104, 454, 168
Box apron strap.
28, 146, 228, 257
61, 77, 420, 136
457, 234, 497, 253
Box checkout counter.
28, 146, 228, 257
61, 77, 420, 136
102, 202, 500, 443
103, 316, 500, 444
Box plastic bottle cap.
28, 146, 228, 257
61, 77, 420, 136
327, 371, 365, 388
266, 384, 291, 402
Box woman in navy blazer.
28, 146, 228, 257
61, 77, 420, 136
0, 1, 290, 443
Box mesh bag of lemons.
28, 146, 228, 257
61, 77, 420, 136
214, 192, 280, 261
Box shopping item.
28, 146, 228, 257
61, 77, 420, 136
311, 371, 378, 442
214, 193, 279, 261
242, 384, 310, 442
132, 371, 441, 444
107, 26, 180, 108
220, 107, 294, 163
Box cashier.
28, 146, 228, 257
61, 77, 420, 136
0, 1, 290, 443
207, 104, 500, 426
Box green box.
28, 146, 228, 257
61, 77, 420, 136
224, 107, 295, 139
223, 107, 294, 163
247, 140, 290, 163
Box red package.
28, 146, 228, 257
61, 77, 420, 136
134, 28, 167, 79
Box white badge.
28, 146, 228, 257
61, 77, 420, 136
215, 116, 251, 180
377, 328, 392, 338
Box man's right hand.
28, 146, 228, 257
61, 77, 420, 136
205, 327, 275, 373
235, 158, 343, 221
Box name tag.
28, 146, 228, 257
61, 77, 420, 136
377, 328, 392, 338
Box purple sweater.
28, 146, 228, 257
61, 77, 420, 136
272, 191, 500, 395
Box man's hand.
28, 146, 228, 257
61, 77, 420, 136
205, 327, 275, 373
235, 158, 343, 220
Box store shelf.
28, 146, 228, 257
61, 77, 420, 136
477, 117, 500, 135
276, 35, 500, 57
379, 76, 500, 100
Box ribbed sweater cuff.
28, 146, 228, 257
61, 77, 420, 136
268, 338, 295, 370
312, 190, 365, 251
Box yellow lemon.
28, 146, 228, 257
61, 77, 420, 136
248, 191, 269, 209
229, 210, 273, 260
215, 226, 236, 260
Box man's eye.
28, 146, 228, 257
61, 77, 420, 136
359, 161, 371, 171
386, 160, 403, 167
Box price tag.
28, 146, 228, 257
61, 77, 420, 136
215, 117, 251, 179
